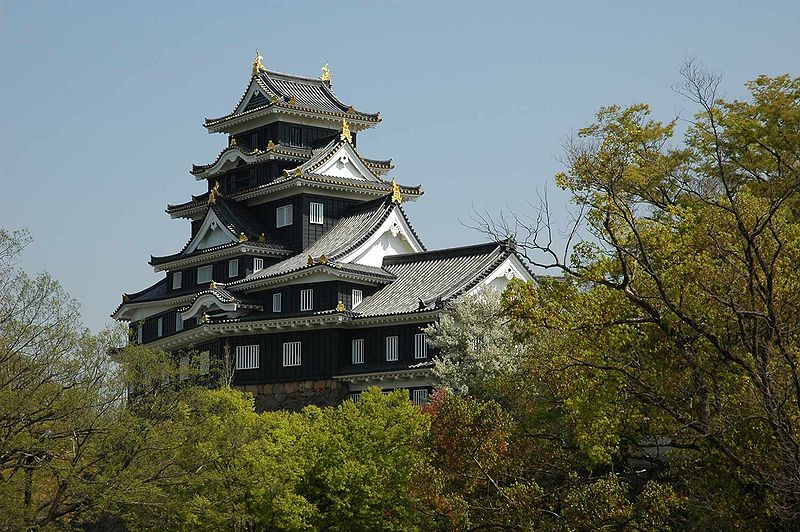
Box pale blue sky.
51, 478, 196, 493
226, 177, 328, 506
1, 1, 798, 331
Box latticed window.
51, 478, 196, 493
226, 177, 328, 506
352, 338, 365, 364
172, 271, 182, 290
283, 341, 302, 367
253, 257, 264, 272
310, 202, 324, 225
235, 345, 259, 370
412, 389, 429, 405
386, 336, 399, 362
300, 289, 313, 311
414, 333, 427, 359
228, 259, 239, 278
352, 289, 363, 308
350, 392, 360, 402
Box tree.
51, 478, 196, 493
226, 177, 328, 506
473, 67, 800, 527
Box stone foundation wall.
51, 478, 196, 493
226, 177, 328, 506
235, 379, 349, 412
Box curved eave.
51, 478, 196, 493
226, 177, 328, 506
149, 241, 292, 272
227, 262, 395, 292
190, 144, 312, 180
204, 101, 380, 133
166, 177, 423, 219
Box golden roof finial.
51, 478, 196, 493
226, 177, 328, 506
340, 117, 352, 143
266, 140, 276, 151
258, 232, 266, 242
239, 232, 248, 242
229, 136, 237, 147
201, 313, 210, 324
210, 280, 217, 289
321, 63, 331, 82
252, 50, 266, 77
208, 181, 221, 204
208, 181, 222, 205
390, 178, 402, 204
336, 300, 345, 312
307, 255, 314, 266
122, 294, 130, 303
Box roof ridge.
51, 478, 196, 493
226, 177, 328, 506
383, 240, 511, 265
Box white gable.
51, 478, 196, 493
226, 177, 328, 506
469, 254, 532, 294
184, 209, 238, 254
312, 142, 376, 181
339, 209, 424, 267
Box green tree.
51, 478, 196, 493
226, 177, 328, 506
473, 66, 800, 527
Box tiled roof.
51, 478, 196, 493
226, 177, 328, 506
352, 241, 516, 318
205, 69, 379, 127
191, 144, 311, 178
228, 196, 407, 286
181, 286, 263, 312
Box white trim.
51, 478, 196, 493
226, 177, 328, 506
152, 243, 291, 273
468, 253, 533, 294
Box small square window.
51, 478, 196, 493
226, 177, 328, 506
172, 271, 182, 290
276, 205, 293, 227
228, 259, 239, 278
273, 292, 282, 312
310, 202, 324, 225
197, 265, 213, 284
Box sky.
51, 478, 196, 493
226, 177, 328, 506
1, 1, 799, 332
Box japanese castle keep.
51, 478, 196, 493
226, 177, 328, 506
113, 54, 533, 410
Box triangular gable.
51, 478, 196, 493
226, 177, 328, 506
184, 208, 238, 254
299, 140, 380, 182
232, 78, 276, 117
338, 207, 425, 267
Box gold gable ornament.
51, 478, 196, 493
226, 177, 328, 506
229, 136, 237, 147
390, 178, 402, 204
266, 140, 276, 151
336, 301, 345, 312
208, 181, 222, 205
307, 255, 314, 266
318, 254, 328, 264
201, 313, 211, 324
340, 117, 352, 143
210, 280, 217, 289
320, 63, 331, 82
239, 232, 248, 242
122, 294, 130, 303
252, 51, 266, 77
258, 233, 266, 243
287, 96, 297, 105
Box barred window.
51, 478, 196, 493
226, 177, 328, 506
300, 289, 313, 311
228, 259, 239, 278
352, 289, 363, 308
176, 313, 183, 332
157, 317, 163, 338
235, 345, 259, 370
412, 388, 429, 405
276, 204, 293, 227
350, 392, 360, 403
310, 202, 324, 224
197, 265, 212, 284
385, 335, 399, 362
172, 271, 182, 290
272, 292, 282, 312
414, 332, 427, 359
253, 257, 264, 272
352, 338, 365, 364
283, 341, 302, 367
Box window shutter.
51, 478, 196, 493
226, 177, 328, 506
228, 259, 239, 278
172, 271, 182, 290
198, 351, 210, 375
197, 265, 213, 284
276, 205, 293, 227
157, 317, 163, 337
272, 292, 282, 312
176, 313, 183, 332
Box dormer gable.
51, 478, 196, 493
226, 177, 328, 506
293, 139, 382, 182
185, 209, 239, 254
